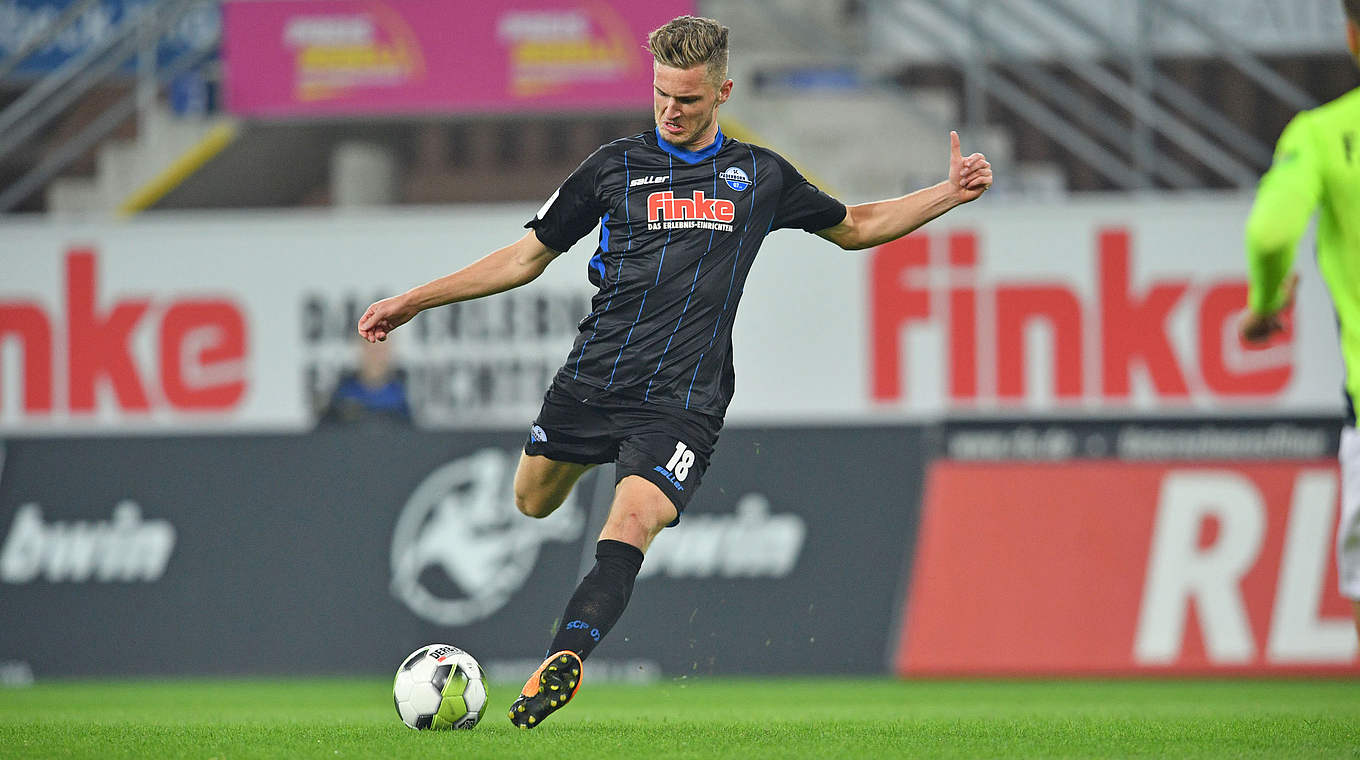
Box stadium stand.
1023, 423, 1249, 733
0, 0, 1355, 210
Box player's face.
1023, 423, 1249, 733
653, 63, 732, 151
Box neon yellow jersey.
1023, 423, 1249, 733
1245, 86, 1360, 419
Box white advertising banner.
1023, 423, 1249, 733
0, 195, 1345, 434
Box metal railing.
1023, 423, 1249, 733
883, 0, 1151, 189
730, 0, 1324, 192
0, 0, 1334, 210
873, 0, 1320, 191
0, 0, 219, 211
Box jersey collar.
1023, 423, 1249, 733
654, 126, 725, 164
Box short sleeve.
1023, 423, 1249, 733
526, 149, 610, 253
769, 152, 847, 233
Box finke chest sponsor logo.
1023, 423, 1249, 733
646, 191, 735, 232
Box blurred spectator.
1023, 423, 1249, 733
169, 69, 213, 117
317, 337, 412, 427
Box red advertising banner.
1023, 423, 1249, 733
222, 0, 693, 118
896, 461, 1358, 675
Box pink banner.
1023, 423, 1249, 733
222, 0, 694, 117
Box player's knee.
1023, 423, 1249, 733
514, 488, 551, 519
514, 483, 565, 519
604, 501, 674, 546
628, 506, 671, 534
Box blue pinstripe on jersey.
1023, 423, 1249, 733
646, 156, 720, 402
687, 146, 758, 408
608, 153, 674, 386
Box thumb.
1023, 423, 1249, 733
950, 130, 961, 160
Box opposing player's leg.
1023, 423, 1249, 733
509, 477, 678, 729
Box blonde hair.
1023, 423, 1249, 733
647, 15, 730, 86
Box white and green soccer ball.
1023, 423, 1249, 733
392, 644, 488, 730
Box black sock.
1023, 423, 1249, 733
546, 539, 644, 661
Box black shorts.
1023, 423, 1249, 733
523, 374, 723, 522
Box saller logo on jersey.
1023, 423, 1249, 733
647, 191, 735, 232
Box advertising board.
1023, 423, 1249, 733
0, 196, 1345, 435
221, 0, 692, 117
0, 425, 925, 676
896, 455, 1358, 675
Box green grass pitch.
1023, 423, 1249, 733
2, 677, 1358, 759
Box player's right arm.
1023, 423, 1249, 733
1240, 113, 1321, 343
357, 230, 560, 342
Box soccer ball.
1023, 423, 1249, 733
392, 643, 488, 730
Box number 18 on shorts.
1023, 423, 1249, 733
654, 441, 696, 490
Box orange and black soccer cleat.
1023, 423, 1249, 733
507, 650, 583, 729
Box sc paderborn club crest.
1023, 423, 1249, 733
721, 166, 750, 192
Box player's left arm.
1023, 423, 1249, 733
817, 131, 991, 251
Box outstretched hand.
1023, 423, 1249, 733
358, 295, 416, 343
949, 130, 992, 203
1239, 273, 1298, 345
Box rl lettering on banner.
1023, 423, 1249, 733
896, 461, 1357, 675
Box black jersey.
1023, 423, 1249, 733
526, 127, 846, 418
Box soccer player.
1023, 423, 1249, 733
1240, 0, 1360, 639
358, 15, 992, 728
